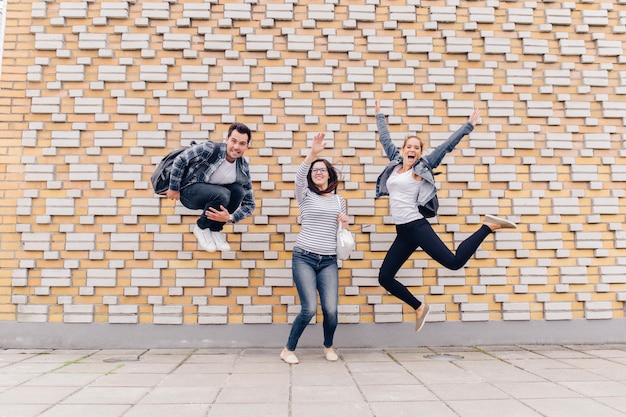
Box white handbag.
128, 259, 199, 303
335, 195, 354, 260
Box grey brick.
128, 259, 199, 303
86, 268, 117, 287
31, 97, 61, 114
591, 197, 619, 215
94, 130, 124, 147
542, 69, 571, 86
582, 69, 609, 87
142, 2, 170, 20
389, 5, 416, 22
201, 98, 230, 115
430, 6, 457, 23
204, 34, 233, 51
74, 97, 103, 113
35, 33, 65, 50
374, 303, 403, 323
367, 36, 394, 53
545, 9, 571, 25
243, 98, 271, 116
45, 198, 75, 216
110, 233, 140, 251
307, 4, 334, 21
601, 100, 626, 118
163, 33, 191, 50
78, 33, 107, 50
446, 36, 473, 54
545, 132, 573, 149
198, 306, 228, 324
59, 2, 87, 18
286, 34, 313, 51
183, 3, 211, 19
469, 7, 495, 23
428, 67, 455, 84
100, 2, 129, 19
32, 2, 47, 19
523, 38, 549, 55
520, 267, 549, 285
304, 67, 331, 84
596, 39, 623, 56
41, 268, 71, 287
324, 98, 354, 116
117, 97, 146, 114
222, 66, 250, 82
328, 35, 355, 52
582, 9, 608, 26
507, 8, 534, 25
65, 233, 96, 251
266, 4, 293, 21
140, 65, 168, 82
121, 33, 150, 50
159, 98, 188, 115
387, 67, 414, 84
534, 232, 564, 250
224, 3, 251, 20
179, 65, 210, 82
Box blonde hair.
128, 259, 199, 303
402, 135, 423, 150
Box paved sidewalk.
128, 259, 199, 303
1, 344, 626, 417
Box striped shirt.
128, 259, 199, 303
294, 162, 346, 255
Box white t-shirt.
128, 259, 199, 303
387, 166, 424, 225
209, 159, 237, 185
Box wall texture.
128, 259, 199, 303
1, 0, 626, 344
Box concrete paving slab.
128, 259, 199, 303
37, 404, 129, 417
122, 404, 209, 417
0, 345, 625, 417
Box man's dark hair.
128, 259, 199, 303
228, 123, 252, 144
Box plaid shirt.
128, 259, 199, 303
169, 141, 255, 223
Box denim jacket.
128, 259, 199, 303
169, 141, 255, 223
375, 113, 474, 208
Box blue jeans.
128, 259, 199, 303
286, 247, 339, 351
180, 183, 244, 231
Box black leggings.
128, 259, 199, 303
378, 218, 492, 310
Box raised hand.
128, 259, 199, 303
310, 132, 326, 156
469, 108, 481, 126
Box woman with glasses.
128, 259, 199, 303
280, 133, 349, 364
375, 100, 517, 333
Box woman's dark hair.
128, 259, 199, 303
228, 123, 252, 144
307, 159, 340, 195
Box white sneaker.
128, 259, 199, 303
323, 347, 339, 362
193, 225, 216, 252
211, 230, 231, 251
484, 214, 517, 229
280, 348, 299, 364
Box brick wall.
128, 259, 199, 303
1, 0, 626, 328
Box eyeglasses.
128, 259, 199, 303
311, 168, 328, 174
